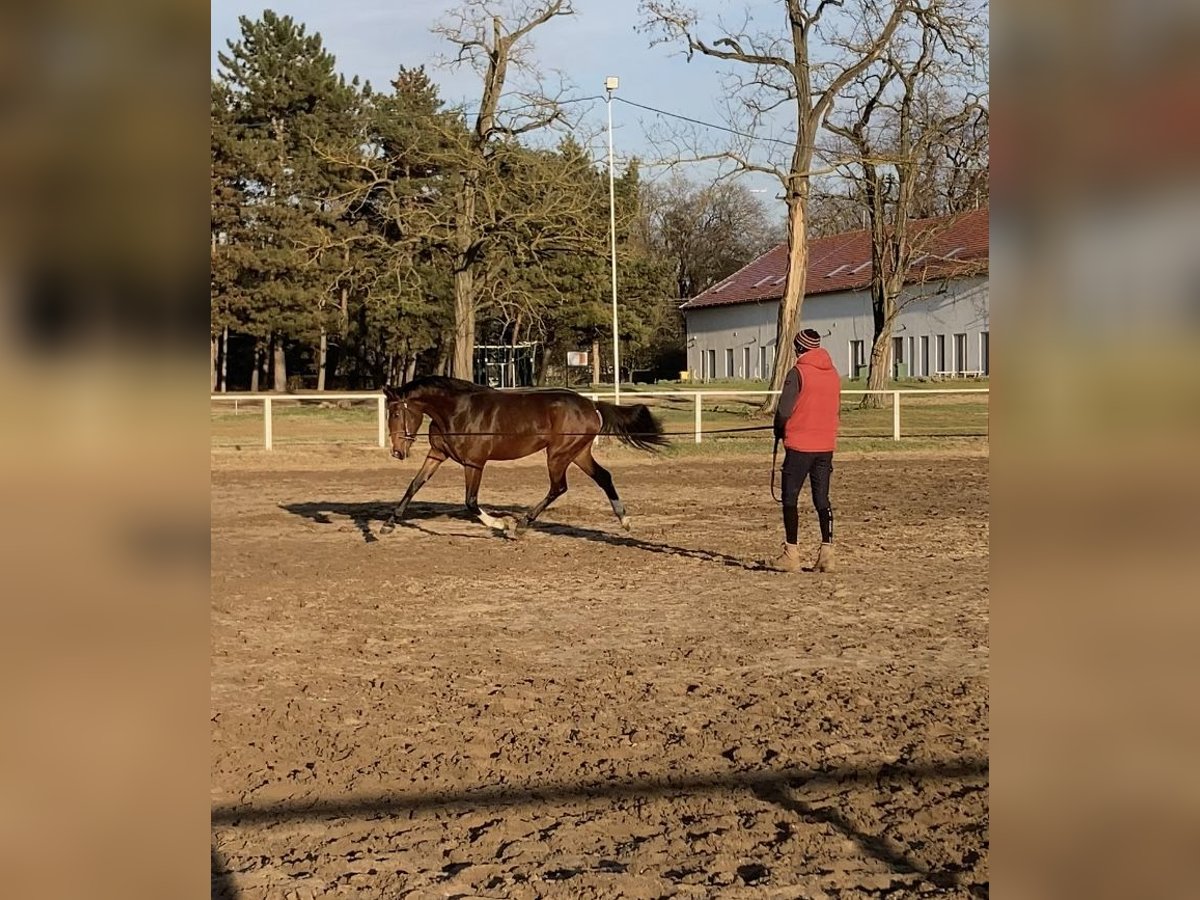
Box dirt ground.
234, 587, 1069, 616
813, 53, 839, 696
211, 446, 989, 899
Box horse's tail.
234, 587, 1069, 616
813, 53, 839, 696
596, 401, 669, 452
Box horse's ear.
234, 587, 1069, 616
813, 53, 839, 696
383, 385, 398, 400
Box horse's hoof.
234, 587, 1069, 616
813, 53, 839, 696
620, 516, 632, 532
504, 516, 527, 538
379, 520, 396, 535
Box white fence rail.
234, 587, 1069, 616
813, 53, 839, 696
210, 388, 989, 450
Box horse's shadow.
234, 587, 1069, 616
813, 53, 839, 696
280, 500, 770, 572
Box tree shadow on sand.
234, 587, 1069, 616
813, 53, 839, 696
751, 779, 989, 897
211, 845, 238, 900
281, 499, 771, 572
211, 757, 988, 899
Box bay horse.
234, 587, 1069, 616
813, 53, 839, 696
378, 376, 667, 535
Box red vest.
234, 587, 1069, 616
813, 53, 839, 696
783, 348, 840, 452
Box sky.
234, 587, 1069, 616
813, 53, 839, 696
210, 0, 794, 207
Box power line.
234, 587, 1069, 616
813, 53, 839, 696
220, 94, 606, 132
215, 90, 986, 176
455, 94, 605, 120
613, 96, 795, 147
612, 96, 987, 174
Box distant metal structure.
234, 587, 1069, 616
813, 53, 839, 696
473, 343, 538, 388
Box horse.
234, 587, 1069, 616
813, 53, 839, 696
379, 376, 667, 535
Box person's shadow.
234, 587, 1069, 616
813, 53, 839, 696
281, 499, 771, 572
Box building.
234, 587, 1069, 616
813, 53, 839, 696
679, 208, 989, 381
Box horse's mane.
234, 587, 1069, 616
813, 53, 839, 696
398, 375, 491, 398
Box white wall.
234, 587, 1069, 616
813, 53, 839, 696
684, 276, 989, 381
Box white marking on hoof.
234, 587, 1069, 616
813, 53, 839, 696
477, 509, 508, 531
620, 516, 632, 532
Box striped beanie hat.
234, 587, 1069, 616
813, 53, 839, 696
794, 328, 822, 352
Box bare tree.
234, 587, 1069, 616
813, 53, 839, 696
824, 1, 987, 405
643, 173, 780, 297
640, 0, 914, 411
807, 179, 869, 235
435, 0, 578, 379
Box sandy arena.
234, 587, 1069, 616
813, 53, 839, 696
211, 446, 989, 898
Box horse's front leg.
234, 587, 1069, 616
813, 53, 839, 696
468, 463, 518, 532
380, 451, 445, 534
463, 463, 499, 527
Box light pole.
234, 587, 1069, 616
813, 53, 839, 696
605, 75, 620, 403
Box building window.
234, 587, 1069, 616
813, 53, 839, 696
954, 333, 968, 374
920, 336, 930, 377
980, 331, 989, 375
742, 346, 751, 379
849, 340, 866, 379
725, 348, 734, 378
705, 349, 716, 381
908, 337, 915, 377
936, 335, 947, 374
759, 346, 768, 380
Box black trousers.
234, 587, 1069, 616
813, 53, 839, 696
781, 449, 833, 544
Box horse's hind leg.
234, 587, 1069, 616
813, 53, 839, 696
514, 450, 571, 529
573, 443, 631, 531
380, 451, 444, 534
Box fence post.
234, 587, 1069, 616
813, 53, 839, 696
892, 391, 901, 441
263, 396, 273, 450
377, 395, 387, 448
695, 392, 703, 444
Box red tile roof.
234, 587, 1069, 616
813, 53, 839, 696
679, 207, 989, 311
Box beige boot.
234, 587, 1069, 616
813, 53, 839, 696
814, 542, 835, 573
773, 542, 802, 572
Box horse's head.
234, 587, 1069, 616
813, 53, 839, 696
383, 386, 422, 460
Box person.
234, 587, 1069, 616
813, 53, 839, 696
772, 328, 839, 572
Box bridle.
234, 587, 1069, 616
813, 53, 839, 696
388, 399, 418, 443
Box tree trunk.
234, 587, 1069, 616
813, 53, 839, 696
451, 265, 476, 381
434, 329, 453, 378
250, 341, 262, 393
861, 324, 892, 410
316, 328, 328, 391
220, 327, 229, 392
761, 195, 811, 413
861, 271, 905, 408
339, 248, 350, 331
451, 169, 479, 381
591, 338, 601, 385
404, 354, 417, 383
509, 313, 522, 387
211, 336, 218, 392
272, 334, 288, 392
337, 247, 350, 386
355, 304, 370, 389
537, 344, 551, 387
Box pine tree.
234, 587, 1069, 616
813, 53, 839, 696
216, 10, 359, 389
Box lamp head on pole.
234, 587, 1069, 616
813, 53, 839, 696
605, 75, 619, 93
